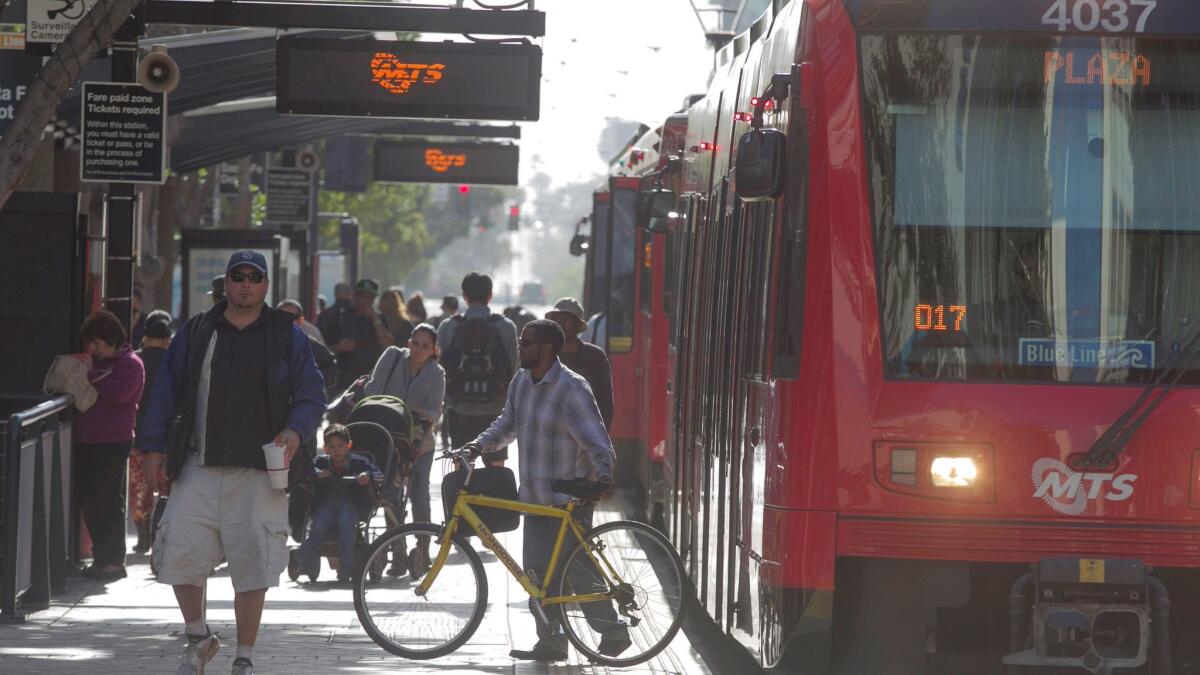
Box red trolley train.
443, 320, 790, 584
584, 0, 1200, 672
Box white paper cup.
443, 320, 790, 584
263, 442, 288, 490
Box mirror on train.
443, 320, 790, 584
569, 233, 590, 256
735, 128, 787, 202
636, 187, 675, 234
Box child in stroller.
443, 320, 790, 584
295, 424, 382, 583
342, 394, 436, 579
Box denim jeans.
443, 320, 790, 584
408, 450, 434, 522
522, 506, 619, 639
299, 500, 359, 577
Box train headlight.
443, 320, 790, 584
930, 457, 978, 487
874, 442, 994, 502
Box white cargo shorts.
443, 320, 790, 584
153, 461, 289, 593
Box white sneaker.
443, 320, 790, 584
231, 657, 255, 674
176, 632, 220, 675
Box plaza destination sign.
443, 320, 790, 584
846, 0, 1200, 36
276, 37, 540, 121
374, 140, 519, 185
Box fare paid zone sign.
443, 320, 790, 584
81, 82, 166, 184
265, 167, 314, 225
276, 37, 541, 121
374, 140, 519, 185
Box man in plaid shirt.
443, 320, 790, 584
465, 319, 625, 662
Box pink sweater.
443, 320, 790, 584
75, 346, 145, 445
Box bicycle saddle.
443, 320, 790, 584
551, 478, 607, 500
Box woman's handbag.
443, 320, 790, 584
42, 355, 99, 412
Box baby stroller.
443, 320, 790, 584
343, 394, 434, 578
286, 420, 394, 583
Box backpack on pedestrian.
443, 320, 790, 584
442, 314, 512, 405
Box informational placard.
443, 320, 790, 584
265, 167, 313, 225
374, 140, 519, 185
276, 37, 540, 121
26, 0, 97, 44
0, 51, 39, 135
80, 82, 166, 184
218, 162, 240, 195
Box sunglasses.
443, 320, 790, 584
228, 270, 265, 284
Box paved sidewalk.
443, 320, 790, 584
0, 456, 709, 675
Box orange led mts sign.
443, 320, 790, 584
425, 149, 467, 173
1044, 50, 1151, 86
278, 37, 541, 121
370, 53, 445, 95
375, 140, 519, 185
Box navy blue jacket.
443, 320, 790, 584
312, 452, 383, 515
139, 301, 326, 479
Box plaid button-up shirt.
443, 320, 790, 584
475, 359, 616, 506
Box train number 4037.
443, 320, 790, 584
914, 304, 967, 332
1042, 0, 1157, 33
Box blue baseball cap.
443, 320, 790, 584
226, 250, 268, 276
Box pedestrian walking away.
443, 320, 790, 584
379, 289, 414, 346
138, 249, 326, 675
131, 309, 174, 555
363, 323, 445, 575
316, 282, 352, 347
405, 291, 429, 325
437, 272, 517, 467
545, 297, 613, 428
74, 310, 145, 582
462, 319, 624, 663
430, 294, 459, 328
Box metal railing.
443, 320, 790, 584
1, 395, 73, 623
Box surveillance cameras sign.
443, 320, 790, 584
26, 0, 98, 44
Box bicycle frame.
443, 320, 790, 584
417, 491, 621, 609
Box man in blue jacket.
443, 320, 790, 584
140, 250, 326, 675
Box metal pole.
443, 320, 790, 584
1, 414, 25, 622
104, 10, 144, 330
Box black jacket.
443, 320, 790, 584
138, 301, 326, 481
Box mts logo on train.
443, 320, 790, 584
1031, 458, 1137, 516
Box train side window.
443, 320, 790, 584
772, 117, 809, 379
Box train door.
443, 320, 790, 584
730, 198, 778, 651
704, 175, 735, 624
604, 177, 646, 497
677, 194, 707, 582
583, 191, 610, 318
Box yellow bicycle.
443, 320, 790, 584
352, 448, 688, 666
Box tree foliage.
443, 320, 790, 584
318, 182, 432, 289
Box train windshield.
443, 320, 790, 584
863, 33, 1200, 384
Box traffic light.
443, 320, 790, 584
508, 205, 520, 231
455, 185, 471, 216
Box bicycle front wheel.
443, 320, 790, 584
557, 520, 687, 667
353, 523, 488, 659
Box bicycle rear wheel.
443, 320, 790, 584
557, 520, 687, 667
353, 522, 488, 659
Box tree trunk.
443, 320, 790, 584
0, 0, 145, 209
232, 156, 253, 228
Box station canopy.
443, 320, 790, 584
54, 28, 520, 173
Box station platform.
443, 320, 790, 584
0, 453, 711, 675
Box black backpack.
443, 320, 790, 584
443, 314, 511, 404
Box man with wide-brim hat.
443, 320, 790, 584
545, 297, 613, 428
